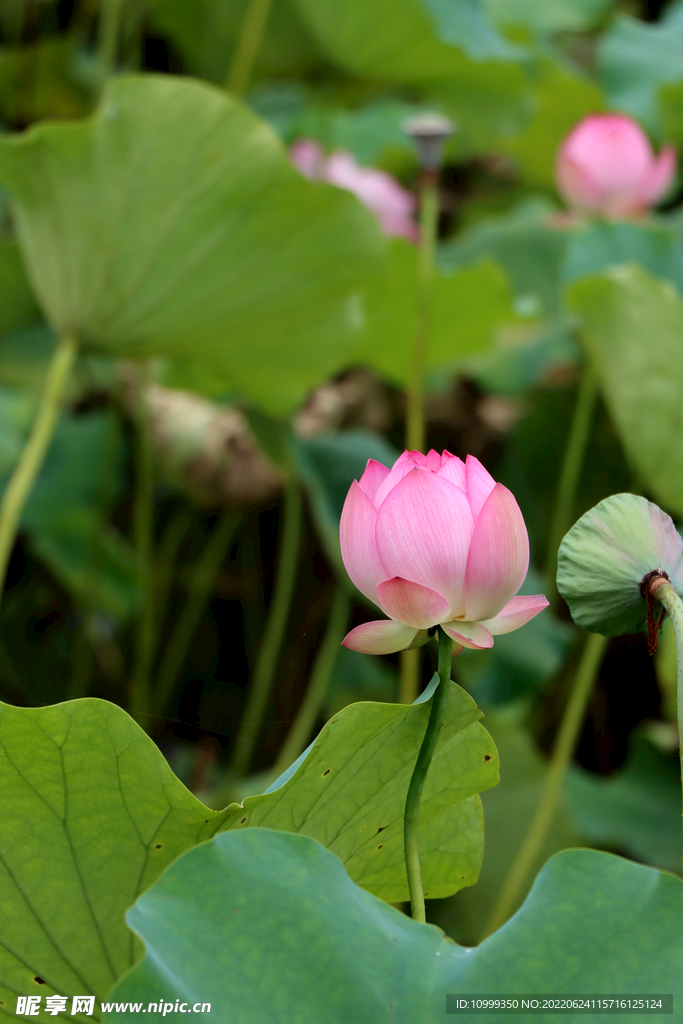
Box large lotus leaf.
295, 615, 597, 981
291, 0, 519, 79
358, 239, 518, 385
484, 0, 612, 34
0, 75, 382, 414
563, 220, 683, 296
108, 831, 683, 1023
598, 13, 683, 135
557, 493, 683, 636
439, 198, 567, 321
568, 266, 683, 516
0, 699, 234, 1020
0, 686, 496, 1015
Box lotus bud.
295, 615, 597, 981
339, 449, 548, 654
555, 114, 676, 218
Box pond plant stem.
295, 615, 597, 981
269, 584, 351, 783
544, 361, 598, 604
231, 480, 303, 774
400, 173, 439, 706
97, 0, 125, 85
0, 332, 77, 608
226, 0, 273, 98
483, 630, 608, 937
646, 574, 683, 872
155, 511, 241, 718
129, 365, 155, 728
404, 626, 453, 922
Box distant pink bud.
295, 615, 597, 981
555, 114, 676, 218
340, 449, 548, 655
291, 138, 418, 242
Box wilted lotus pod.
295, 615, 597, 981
132, 379, 284, 508
557, 493, 683, 637
555, 114, 676, 218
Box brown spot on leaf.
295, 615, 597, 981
484, 754, 491, 761
33, 978, 45, 985
323, 769, 331, 776
240, 817, 247, 824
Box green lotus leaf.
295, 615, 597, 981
0, 75, 382, 414
106, 829, 683, 1023
0, 684, 497, 1016
557, 492, 683, 636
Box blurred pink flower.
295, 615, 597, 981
290, 138, 418, 242
340, 449, 548, 655
555, 114, 676, 218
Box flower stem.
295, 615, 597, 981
268, 583, 350, 783
97, 0, 125, 85
647, 575, 683, 872
405, 174, 439, 454
231, 479, 303, 774
400, 176, 439, 707
483, 630, 608, 937
225, 0, 273, 97
0, 332, 77, 607
544, 361, 598, 604
404, 625, 453, 922
129, 365, 155, 727
155, 511, 242, 718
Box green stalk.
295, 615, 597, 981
269, 584, 350, 782
97, 0, 125, 85
404, 626, 453, 922
225, 0, 273, 97
648, 575, 683, 871
544, 361, 598, 604
129, 366, 155, 727
0, 332, 77, 606
155, 512, 241, 717
153, 507, 192, 636
400, 176, 439, 707
405, 175, 438, 455
231, 480, 303, 774
483, 630, 608, 937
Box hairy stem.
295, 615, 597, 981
269, 584, 350, 782
231, 480, 303, 774
225, 0, 273, 97
0, 332, 77, 606
483, 630, 608, 937
155, 512, 241, 717
648, 575, 683, 872
404, 626, 453, 922
129, 365, 155, 727
544, 362, 598, 604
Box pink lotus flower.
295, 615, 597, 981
340, 449, 548, 654
555, 114, 676, 218
290, 139, 418, 242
